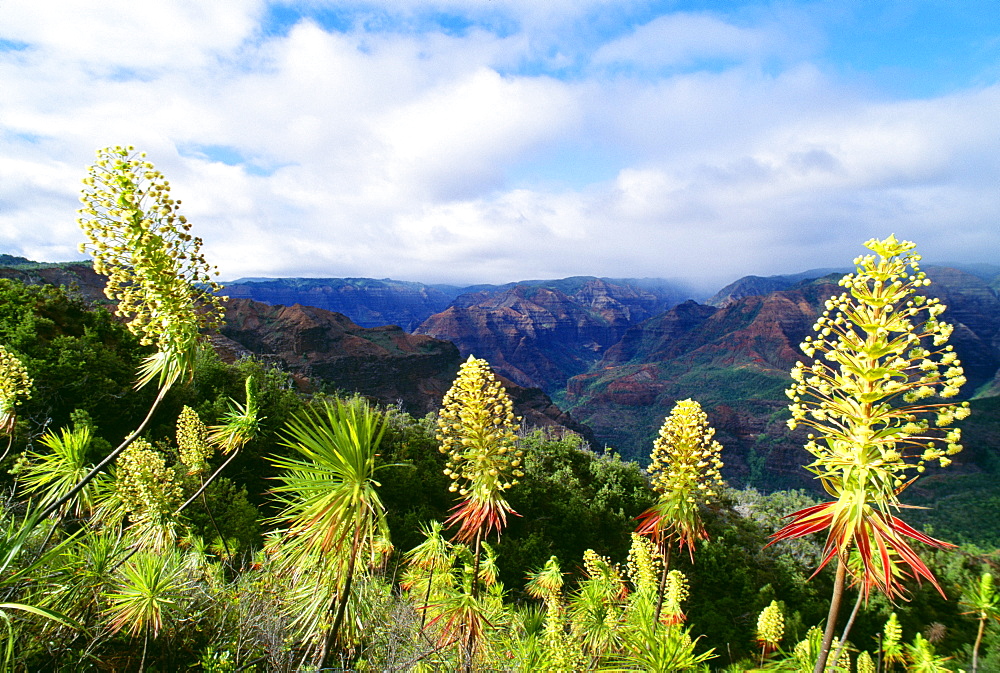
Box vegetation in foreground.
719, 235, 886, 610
0, 148, 998, 671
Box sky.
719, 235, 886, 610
1, 0, 999, 290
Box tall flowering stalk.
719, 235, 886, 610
435, 356, 521, 669
635, 399, 723, 622
78, 145, 224, 390
771, 235, 969, 673
437, 355, 523, 544
41, 146, 225, 520
756, 600, 784, 663
636, 399, 724, 557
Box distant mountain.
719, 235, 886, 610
414, 277, 691, 392
0, 254, 34, 266
221, 277, 466, 332
219, 298, 596, 440
221, 275, 695, 337
706, 268, 848, 307
564, 268, 1000, 490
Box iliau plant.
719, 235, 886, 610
960, 571, 1000, 673
269, 398, 391, 668
40, 146, 226, 520
78, 145, 224, 391
635, 398, 723, 621
437, 355, 523, 546
756, 600, 784, 664
104, 549, 189, 673
116, 438, 185, 552
771, 235, 970, 673
18, 425, 107, 519
433, 356, 522, 670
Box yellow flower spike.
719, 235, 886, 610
756, 600, 784, 655
635, 399, 725, 560
176, 405, 212, 475
0, 345, 32, 435
437, 356, 522, 543
78, 146, 225, 390
771, 235, 969, 606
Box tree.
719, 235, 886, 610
771, 235, 970, 673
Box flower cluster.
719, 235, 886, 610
436, 356, 522, 541
77, 146, 225, 389
772, 236, 971, 603
648, 399, 724, 499
756, 600, 784, 653
581, 548, 627, 601
625, 533, 662, 595
785, 234, 969, 498
856, 651, 876, 673
117, 438, 183, 523
176, 405, 212, 476
636, 399, 724, 556
660, 570, 689, 626
0, 344, 31, 434
882, 612, 905, 667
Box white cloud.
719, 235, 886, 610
593, 12, 791, 69
0, 1, 998, 291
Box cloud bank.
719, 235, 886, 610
1, 1, 998, 289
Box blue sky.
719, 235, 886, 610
1, 0, 999, 288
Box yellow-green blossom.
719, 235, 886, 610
636, 399, 724, 557
176, 405, 212, 475
78, 145, 225, 389
0, 345, 31, 434
436, 355, 522, 542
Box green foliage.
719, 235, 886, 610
269, 398, 392, 661
0, 278, 151, 445
496, 429, 656, 591
17, 423, 107, 517
104, 549, 188, 639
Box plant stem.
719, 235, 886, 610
465, 532, 483, 673
419, 566, 434, 630
202, 489, 231, 562
321, 517, 363, 668
973, 616, 985, 673
174, 447, 241, 515
831, 587, 864, 670
654, 543, 672, 624
814, 557, 847, 673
